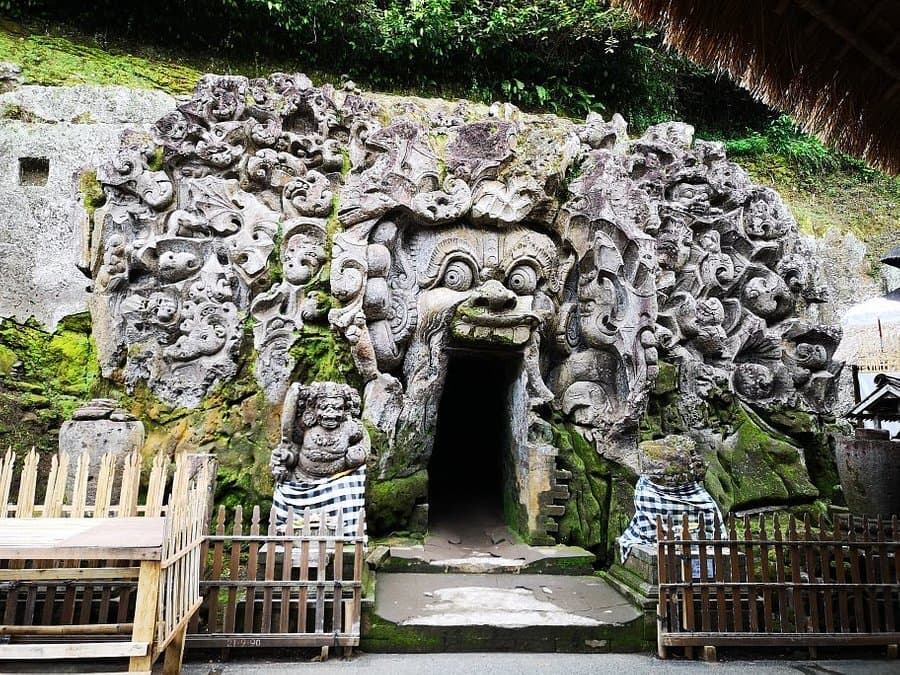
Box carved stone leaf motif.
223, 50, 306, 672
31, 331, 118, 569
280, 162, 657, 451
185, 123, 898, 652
471, 177, 536, 226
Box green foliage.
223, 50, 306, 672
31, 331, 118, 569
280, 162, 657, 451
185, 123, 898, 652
3, 1, 770, 130
725, 115, 867, 175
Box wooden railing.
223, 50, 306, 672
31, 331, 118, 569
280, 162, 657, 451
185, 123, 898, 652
187, 503, 366, 660
0, 447, 212, 674
657, 512, 900, 660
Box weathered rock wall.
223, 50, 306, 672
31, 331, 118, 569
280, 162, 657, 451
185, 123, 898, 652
0, 84, 177, 329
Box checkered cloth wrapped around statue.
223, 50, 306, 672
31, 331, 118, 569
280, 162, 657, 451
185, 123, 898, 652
273, 465, 367, 537
618, 475, 725, 561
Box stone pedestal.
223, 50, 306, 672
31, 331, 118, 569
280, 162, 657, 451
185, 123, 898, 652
604, 544, 659, 611
58, 399, 144, 501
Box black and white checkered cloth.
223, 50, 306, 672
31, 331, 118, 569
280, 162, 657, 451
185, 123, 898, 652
273, 465, 366, 538
618, 476, 725, 561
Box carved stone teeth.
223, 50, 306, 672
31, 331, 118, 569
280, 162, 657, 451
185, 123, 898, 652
494, 327, 516, 343
474, 326, 492, 340
513, 326, 531, 344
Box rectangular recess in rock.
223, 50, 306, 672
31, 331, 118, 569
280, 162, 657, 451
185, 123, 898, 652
18, 156, 50, 186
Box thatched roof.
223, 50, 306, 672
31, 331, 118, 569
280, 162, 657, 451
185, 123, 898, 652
616, 1, 900, 174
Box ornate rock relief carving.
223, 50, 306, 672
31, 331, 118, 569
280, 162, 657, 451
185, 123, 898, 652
89, 74, 349, 405
87, 73, 841, 538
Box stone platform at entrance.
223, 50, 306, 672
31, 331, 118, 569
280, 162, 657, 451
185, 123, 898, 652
362, 572, 650, 653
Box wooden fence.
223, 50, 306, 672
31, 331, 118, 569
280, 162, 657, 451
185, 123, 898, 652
187, 504, 366, 659
657, 512, 900, 660
0, 447, 212, 674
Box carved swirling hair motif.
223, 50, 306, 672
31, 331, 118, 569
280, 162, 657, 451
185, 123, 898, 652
418, 235, 480, 289
501, 230, 560, 293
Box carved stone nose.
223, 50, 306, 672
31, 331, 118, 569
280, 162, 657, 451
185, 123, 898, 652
471, 279, 517, 311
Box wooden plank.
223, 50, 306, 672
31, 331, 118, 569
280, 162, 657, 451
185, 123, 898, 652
712, 514, 727, 633
242, 506, 261, 635
206, 506, 226, 635
117, 451, 141, 518
0, 623, 133, 635
863, 516, 880, 633
744, 516, 758, 634
0, 642, 149, 659
128, 560, 161, 672
298, 508, 310, 635
787, 516, 806, 633
144, 453, 167, 518
15, 449, 38, 519
351, 510, 364, 637
679, 514, 695, 658
0, 567, 140, 581
656, 515, 669, 658
332, 526, 344, 638
70, 451, 90, 519
697, 513, 711, 632
772, 515, 789, 632
848, 519, 866, 632
0, 518, 164, 559
280, 507, 294, 634
93, 452, 116, 518
659, 632, 900, 647
758, 515, 774, 633
223, 505, 242, 635
894, 516, 900, 633
261, 508, 277, 634
162, 622, 187, 675
818, 514, 835, 633
834, 517, 850, 633
728, 516, 743, 633
315, 510, 327, 635
186, 634, 359, 648
0, 448, 15, 519
879, 517, 895, 633
801, 515, 819, 634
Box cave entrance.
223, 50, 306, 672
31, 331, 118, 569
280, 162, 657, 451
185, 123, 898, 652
428, 348, 524, 536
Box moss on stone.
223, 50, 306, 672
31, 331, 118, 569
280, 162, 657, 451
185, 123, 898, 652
1, 102, 39, 122
78, 169, 106, 217
717, 404, 818, 510
653, 360, 678, 395
0, 313, 98, 456
0, 23, 203, 94
551, 421, 637, 564
361, 614, 444, 653
146, 145, 165, 171
366, 469, 428, 535
288, 322, 360, 388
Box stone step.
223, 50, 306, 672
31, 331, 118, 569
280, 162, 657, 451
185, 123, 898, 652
362, 572, 652, 653
369, 521, 596, 575
370, 542, 596, 575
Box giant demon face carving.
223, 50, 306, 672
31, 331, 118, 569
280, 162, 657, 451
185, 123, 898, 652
409, 225, 559, 350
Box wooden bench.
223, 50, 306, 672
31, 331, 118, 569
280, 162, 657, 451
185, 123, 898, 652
657, 512, 900, 660
0, 448, 212, 673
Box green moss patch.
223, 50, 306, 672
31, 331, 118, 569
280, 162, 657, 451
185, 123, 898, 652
366, 469, 428, 536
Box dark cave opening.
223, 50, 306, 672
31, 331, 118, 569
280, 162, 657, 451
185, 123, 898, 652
427, 348, 523, 530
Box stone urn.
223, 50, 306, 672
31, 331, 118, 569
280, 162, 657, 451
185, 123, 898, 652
835, 429, 900, 516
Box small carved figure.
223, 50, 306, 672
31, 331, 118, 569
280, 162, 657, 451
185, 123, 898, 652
270, 381, 370, 483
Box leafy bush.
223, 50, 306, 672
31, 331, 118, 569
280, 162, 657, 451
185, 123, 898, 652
3, 0, 772, 130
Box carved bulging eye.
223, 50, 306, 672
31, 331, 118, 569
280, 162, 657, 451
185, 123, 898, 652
442, 260, 475, 292
507, 264, 537, 295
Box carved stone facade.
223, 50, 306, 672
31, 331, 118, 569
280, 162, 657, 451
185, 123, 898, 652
86, 74, 841, 541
